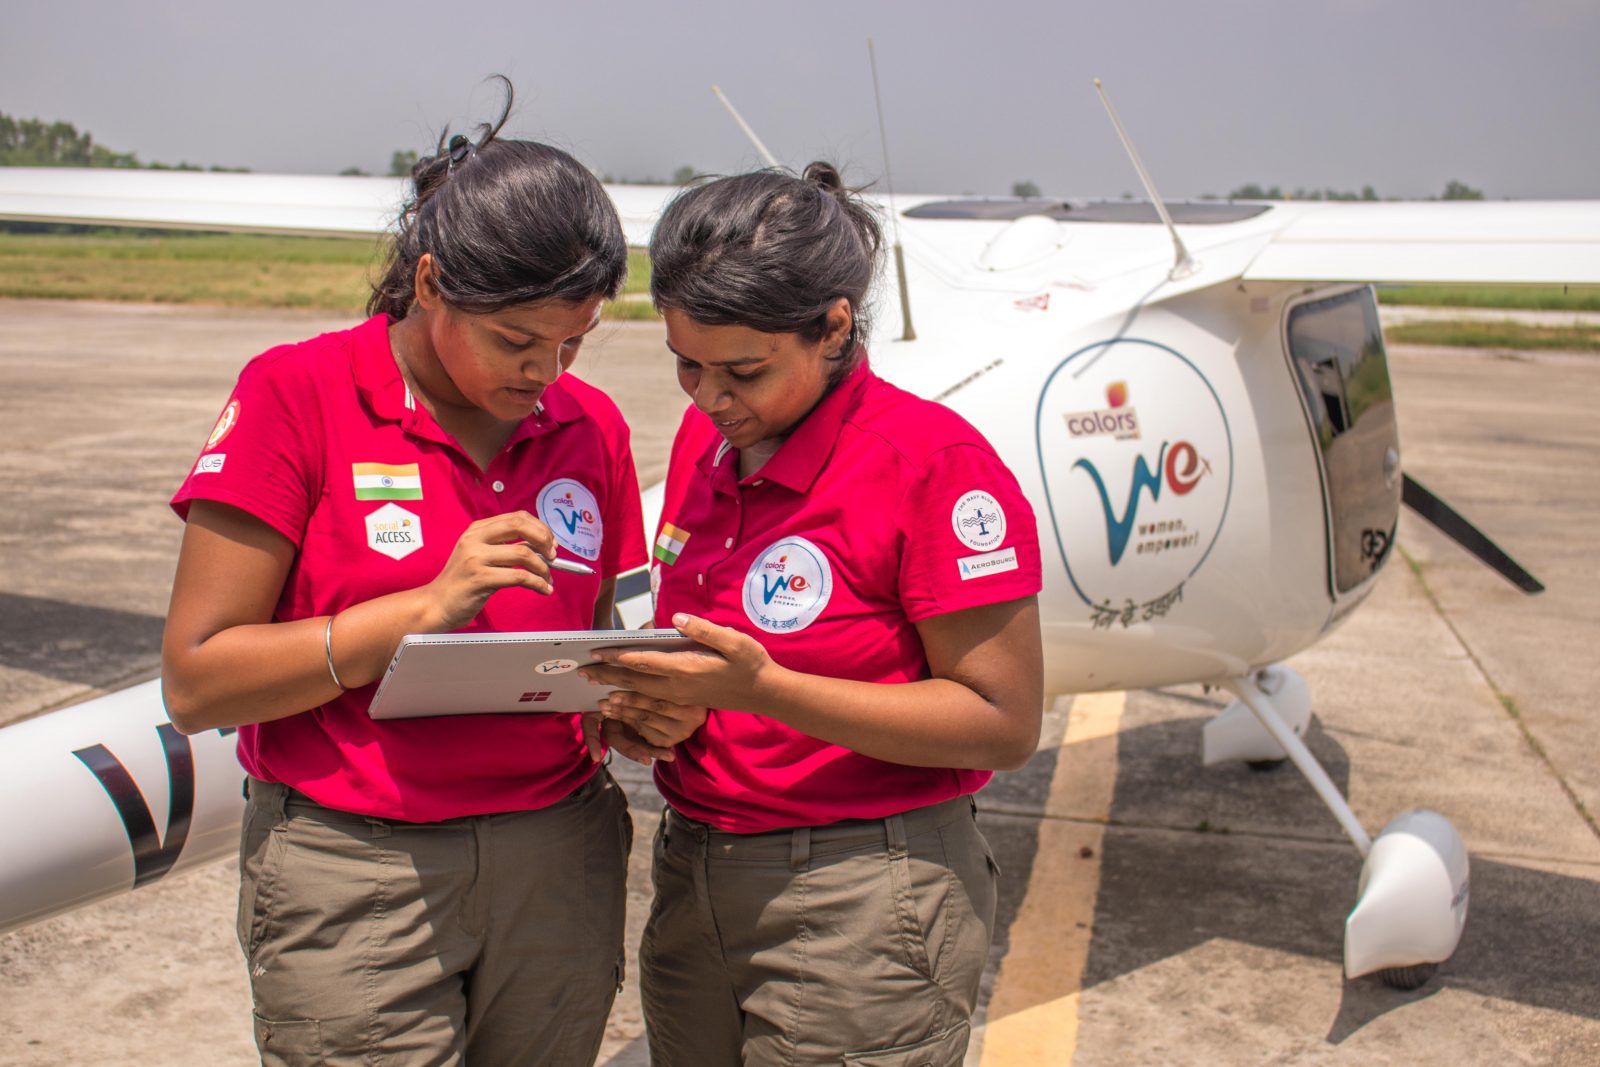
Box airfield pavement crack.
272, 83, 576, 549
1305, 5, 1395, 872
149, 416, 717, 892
979, 802, 1352, 851
1399, 545, 1600, 846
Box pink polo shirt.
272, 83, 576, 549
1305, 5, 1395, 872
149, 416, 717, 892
651, 359, 1041, 833
171, 314, 646, 821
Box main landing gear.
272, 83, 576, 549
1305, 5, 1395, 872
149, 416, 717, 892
1207, 665, 1469, 989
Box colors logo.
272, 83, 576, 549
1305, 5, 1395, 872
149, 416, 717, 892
1063, 381, 1141, 441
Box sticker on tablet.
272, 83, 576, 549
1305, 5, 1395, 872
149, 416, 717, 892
534, 658, 579, 676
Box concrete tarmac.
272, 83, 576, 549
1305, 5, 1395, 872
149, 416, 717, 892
0, 300, 1596, 1065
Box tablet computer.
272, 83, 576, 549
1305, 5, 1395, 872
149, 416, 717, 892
367, 628, 698, 720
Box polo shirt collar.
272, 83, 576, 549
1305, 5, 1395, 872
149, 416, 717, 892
351, 315, 411, 422
351, 314, 584, 445
738, 352, 872, 493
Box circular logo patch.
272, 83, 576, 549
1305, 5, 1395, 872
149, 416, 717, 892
534, 658, 579, 676
951, 490, 1006, 550
743, 537, 833, 635
206, 400, 240, 449
1034, 338, 1233, 613
537, 478, 603, 561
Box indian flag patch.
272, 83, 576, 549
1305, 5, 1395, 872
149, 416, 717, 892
653, 522, 691, 565
353, 462, 423, 501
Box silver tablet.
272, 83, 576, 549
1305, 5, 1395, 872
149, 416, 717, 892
367, 628, 698, 720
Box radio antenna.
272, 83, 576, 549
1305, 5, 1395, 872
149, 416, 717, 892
1093, 78, 1197, 281
710, 86, 779, 169
869, 38, 917, 341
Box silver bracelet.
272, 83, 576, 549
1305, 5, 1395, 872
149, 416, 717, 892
324, 615, 347, 691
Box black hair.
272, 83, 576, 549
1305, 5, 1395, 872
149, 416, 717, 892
648, 162, 883, 370
368, 77, 627, 319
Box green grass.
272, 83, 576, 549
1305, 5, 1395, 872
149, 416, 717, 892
1378, 285, 1600, 311
0, 230, 383, 310
0, 230, 656, 315
1386, 320, 1600, 350
624, 249, 652, 295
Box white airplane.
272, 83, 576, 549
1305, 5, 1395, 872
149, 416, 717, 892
1, 110, 1596, 992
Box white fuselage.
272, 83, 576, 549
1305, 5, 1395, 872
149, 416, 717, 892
866, 200, 1397, 695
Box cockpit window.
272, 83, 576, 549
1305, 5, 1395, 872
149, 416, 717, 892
1286, 288, 1402, 598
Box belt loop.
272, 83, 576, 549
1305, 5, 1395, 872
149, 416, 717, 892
885, 813, 908, 855
250, 777, 290, 822
789, 825, 812, 871
367, 816, 392, 839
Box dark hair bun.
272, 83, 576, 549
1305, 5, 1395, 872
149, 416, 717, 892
802, 161, 846, 195
366, 75, 627, 319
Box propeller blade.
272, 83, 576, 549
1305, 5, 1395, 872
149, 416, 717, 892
1401, 474, 1544, 594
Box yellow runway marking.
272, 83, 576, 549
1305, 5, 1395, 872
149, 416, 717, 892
981, 691, 1127, 1066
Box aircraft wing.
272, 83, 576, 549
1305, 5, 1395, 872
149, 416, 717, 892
1240, 201, 1600, 286
0, 167, 403, 237
0, 167, 676, 247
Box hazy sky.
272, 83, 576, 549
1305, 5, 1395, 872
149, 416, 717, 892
5, 0, 1597, 200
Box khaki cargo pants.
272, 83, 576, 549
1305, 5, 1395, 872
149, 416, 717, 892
239, 770, 631, 1066
641, 795, 1000, 1066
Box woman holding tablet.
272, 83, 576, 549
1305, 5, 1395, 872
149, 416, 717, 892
160, 85, 687, 1064
583, 165, 1045, 1066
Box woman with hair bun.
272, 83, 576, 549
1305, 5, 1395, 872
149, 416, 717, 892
160, 81, 690, 1064
581, 163, 1045, 1066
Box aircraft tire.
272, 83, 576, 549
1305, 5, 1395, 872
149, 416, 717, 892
1375, 963, 1439, 990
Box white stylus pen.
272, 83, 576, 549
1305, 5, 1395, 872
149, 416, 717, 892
548, 557, 596, 575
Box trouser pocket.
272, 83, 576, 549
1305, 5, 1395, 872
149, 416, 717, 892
841, 1020, 972, 1065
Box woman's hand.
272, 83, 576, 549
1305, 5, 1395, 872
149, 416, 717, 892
420, 511, 559, 632
597, 691, 707, 751
581, 713, 676, 765
579, 613, 780, 711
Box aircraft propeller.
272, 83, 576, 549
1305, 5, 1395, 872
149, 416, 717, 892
1401, 474, 1545, 594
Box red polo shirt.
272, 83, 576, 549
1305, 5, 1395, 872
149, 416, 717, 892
651, 359, 1041, 832
171, 314, 646, 821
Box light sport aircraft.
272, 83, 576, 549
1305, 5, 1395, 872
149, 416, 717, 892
0, 153, 1596, 990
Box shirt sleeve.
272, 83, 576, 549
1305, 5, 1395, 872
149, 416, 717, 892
896, 442, 1043, 622
600, 421, 647, 579
169, 352, 324, 547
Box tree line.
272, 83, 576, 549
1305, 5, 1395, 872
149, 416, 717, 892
1010, 178, 1486, 201
0, 112, 247, 172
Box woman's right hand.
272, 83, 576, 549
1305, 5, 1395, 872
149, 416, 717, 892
420, 511, 560, 631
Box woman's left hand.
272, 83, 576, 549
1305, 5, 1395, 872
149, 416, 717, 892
581, 713, 676, 765
596, 692, 708, 749
579, 612, 779, 712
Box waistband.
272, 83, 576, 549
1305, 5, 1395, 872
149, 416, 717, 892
245, 768, 608, 829
664, 794, 978, 870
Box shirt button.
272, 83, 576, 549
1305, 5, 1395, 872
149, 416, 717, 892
698, 574, 705, 586
491, 480, 505, 493
724, 537, 734, 548
753, 479, 764, 486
